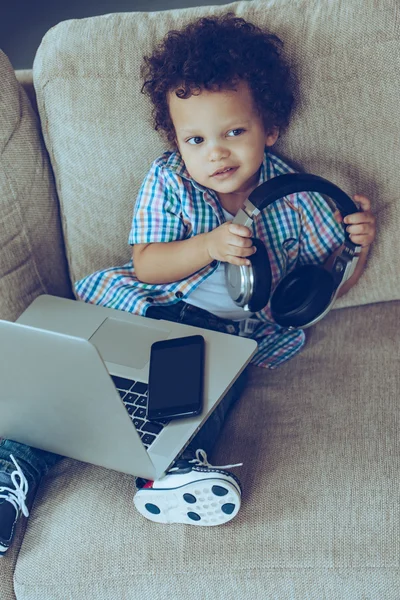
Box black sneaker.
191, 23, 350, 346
0, 455, 29, 556
133, 449, 242, 526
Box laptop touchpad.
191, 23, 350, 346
89, 317, 170, 369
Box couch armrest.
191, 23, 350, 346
0, 52, 73, 322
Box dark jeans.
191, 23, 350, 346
0, 301, 247, 488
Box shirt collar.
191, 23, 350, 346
257, 149, 270, 185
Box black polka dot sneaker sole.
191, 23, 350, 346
133, 471, 241, 526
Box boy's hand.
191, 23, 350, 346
206, 221, 256, 266
334, 194, 376, 248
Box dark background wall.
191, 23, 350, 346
1, 0, 239, 70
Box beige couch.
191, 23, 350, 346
1, 0, 399, 598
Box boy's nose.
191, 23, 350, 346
208, 144, 229, 162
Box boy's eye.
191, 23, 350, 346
187, 136, 203, 145
227, 129, 245, 137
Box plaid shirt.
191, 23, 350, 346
75, 149, 344, 369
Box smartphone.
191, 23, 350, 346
147, 335, 205, 421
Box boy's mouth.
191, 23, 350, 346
211, 166, 238, 178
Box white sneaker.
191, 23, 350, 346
133, 449, 242, 526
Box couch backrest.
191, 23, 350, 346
32, 0, 400, 310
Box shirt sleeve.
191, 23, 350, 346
128, 162, 187, 245
297, 191, 345, 266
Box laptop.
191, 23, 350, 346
0, 295, 257, 479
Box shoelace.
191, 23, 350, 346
169, 448, 243, 473
0, 454, 29, 518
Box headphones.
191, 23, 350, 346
225, 173, 361, 329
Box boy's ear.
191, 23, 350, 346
265, 127, 279, 147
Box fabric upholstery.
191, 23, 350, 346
2, 0, 399, 597
14, 70, 39, 117
0, 521, 28, 600
13, 299, 400, 599
0, 51, 73, 323
32, 0, 400, 309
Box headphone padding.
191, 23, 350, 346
270, 265, 336, 328
247, 239, 272, 313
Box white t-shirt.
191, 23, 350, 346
185, 208, 253, 320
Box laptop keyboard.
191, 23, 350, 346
110, 375, 168, 449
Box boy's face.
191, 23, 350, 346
168, 80, 278, 200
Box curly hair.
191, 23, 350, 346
141, 13, 295, 148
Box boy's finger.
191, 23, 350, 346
226, 254, 253, 266
228, 224, 252, 236
229, 236, 254, 249
348, 234, 372, 247
353, 194, 371, 212
346, 223, 373, 235
344, 211, 375, 225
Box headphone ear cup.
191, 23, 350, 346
247, 238, 272, 313
270, 265, 336, 328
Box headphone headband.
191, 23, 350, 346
245, 172, 359, 246
249, 172, 358, 217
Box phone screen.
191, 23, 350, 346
147, 335, 205, 421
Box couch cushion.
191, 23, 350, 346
0, 519, 29, 600
0, 51, 73, 322
32, 0, 400, 310
13, 300, 400, 598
